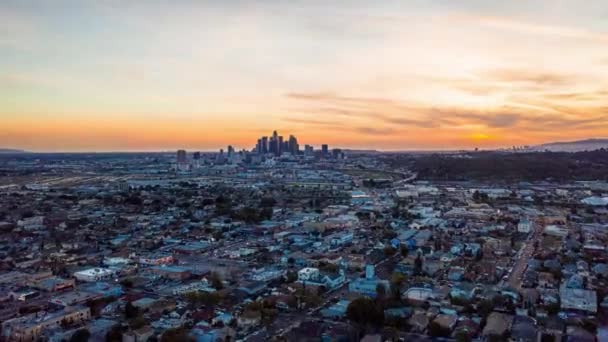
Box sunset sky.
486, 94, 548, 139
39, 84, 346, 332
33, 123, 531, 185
1, 0, 608, 152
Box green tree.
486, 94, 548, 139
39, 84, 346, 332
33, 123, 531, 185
390, 273, 406, 301
376, 283, 387, 302
346, 297, 384, 336
105, 325, 123, 342
210, 272, 224, 290
160, 328, 189, 342
414, 254, 423, 275
70, 329, 91, 342
125, 301, 139, 319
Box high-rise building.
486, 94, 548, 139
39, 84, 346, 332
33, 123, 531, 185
321, 144, 329, 156
304, 145, 314, 157
227, 145, 235, 156
192, 151, 201, 168
176, 150, 187, 163
278, 136, 284, 155
288, 135, 299, 155
332, 148, 342, 159
261, 136, 268, 154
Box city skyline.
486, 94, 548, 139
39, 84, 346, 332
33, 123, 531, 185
2, 1, 608, 152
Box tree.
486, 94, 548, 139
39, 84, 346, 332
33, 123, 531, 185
383, 246, 396, 257
260, 197, 276, 208
414, 254, 423, 275
125, 301, 139, 319
210, 272, 224, 290
428, 321, 450, 337
161, 328, 189, 342
390, 273, 406, 301
215, 195, 233, 216
70, 329, 91, 342
477, 299, 494, 318
285, 270, 298, 283
129, 315, 147, 330
105, 325, 123, 342
376, 283, 387, 301
259, 207, 273, 221
346, 297, 384, 335
455, 330, 472, 342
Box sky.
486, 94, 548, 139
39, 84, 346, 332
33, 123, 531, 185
1, 0, 608, 152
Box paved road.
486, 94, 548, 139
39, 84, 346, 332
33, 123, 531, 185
507, 220, 542, 289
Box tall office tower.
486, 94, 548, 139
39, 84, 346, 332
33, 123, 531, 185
288, 135, 299, 155
269, 137, 276, 155
227, 145, 235, 156
216, 149, 225, 163
278, 136, 284, 156
304, 144, 314, 157
321, 144, 329, 156
176, 149, 187, 163
332, 148, 342, 159
192, 151, 201, 168
261, 136, 268, 154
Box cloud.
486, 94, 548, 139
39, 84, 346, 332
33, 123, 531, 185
285, 92, 436, 128
280, 117, 342, 128
479, 68, 574, 86
355, 127, 396, 136
285, 90, 608, 135
451, 14, 608, 43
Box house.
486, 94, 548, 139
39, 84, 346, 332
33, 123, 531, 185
433, 314, 458, 331
32, 277, 75, 292
321, 300, 350, 319
123, 326, 155, 342
482, 312, 513, 338
518, 218, 532, 233
405, 287, 435, 302
560, 287, 597, 313
1, 306, 91, 341
238, 310, 261, 329
150, 265, 191, 280
511, 316, 538, 342
237, 281, 267, 297
408, 312, 430, 333
348, 265, 390, 297
450, 282, 478, 301
73, 268, 116, 282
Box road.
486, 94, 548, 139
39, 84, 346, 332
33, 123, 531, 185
506, 220, 543, 289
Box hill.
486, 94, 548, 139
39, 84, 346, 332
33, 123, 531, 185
0, 148, 28, 153
534, 139, 608, 152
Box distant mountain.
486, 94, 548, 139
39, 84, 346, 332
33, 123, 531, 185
534, 138, 608, 152
0, 148, 28, 153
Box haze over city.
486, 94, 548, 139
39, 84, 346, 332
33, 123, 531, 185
1, 0, 607, 151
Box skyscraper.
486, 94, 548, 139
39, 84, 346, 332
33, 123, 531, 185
192, 151, 201, 168
261, 136, 268, 154
176, 149, 187, 163
304, 145, 314, 157
321, 144, 329, 156
278, 136, 284, 155
288, 135, 299, 155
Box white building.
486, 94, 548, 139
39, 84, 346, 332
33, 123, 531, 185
297, 268, 320, 282
73, 268, 116, 282
517, 218, 532, 233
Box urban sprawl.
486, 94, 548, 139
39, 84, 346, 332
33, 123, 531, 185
1, 132, 608, 342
